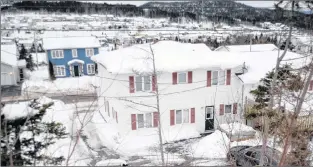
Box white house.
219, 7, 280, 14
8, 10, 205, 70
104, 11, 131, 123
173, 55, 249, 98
214, 44, 278, 52
91, 41, 305, 136
1, 44, 26, 86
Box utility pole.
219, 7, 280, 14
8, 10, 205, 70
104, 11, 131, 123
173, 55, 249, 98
34, 31, 39, 69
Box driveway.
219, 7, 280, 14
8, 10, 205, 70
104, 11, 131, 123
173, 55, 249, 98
1, 85, 21, 97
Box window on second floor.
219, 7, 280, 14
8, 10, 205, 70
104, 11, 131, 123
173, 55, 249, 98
135, 76, 151, 92
178, 72, 187, 83
51, 50, 64, 59
212, 71, 219, 85
72, 49, 78, 58
86, 48, 94, 57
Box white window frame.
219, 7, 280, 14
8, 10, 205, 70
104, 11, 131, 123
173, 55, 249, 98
51, 50, 64, 59
175, 108, 190, 124
87, 64, 95, 75
85, 48, 94, 57
225, 104, 232, 114
135, 76, 152, 92
72, 49, 78, 58
137, 113, 153, 129
212, 71, 219, 86
177, 72, 187, 84
53, 65, 66, 77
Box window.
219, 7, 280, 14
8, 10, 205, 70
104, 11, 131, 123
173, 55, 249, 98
104, 100, 110, 116
53, 66, 66, 76
72, 49, 78, 58
183, 109, 190, 123
206, 106, 214, 119
212, 71, 218, 85
145, 113, 152, 128
176, 110, 182, 124
135, 76, 151, 92
86, 48, 94, 57
225, 105, 232, 113
137, 114, 144, 128
51, 50, 64, 59
137, 113, 153, 129
219, 70, 226, 85
178, 72, 187, 83
87, 64, 95, 74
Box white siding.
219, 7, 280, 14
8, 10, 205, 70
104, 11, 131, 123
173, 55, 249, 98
1, 63, 17, 85
97, 65, 245, 136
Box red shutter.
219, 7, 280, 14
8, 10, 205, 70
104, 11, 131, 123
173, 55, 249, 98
190, 108, 195, 123
129, 76, 135, 93
172, 72, 177, 85
188, 71, 193, 83
170, 110, 175, 126
219, 104, 224, 115
233, 103, 238, 114
310, 80, 313, 91
153, 112, 159, 127
116, 112, 118, 123
207, 71, 212, 87
152, 75, 157, 91
131, 114, 136, 130
226, 69, 231, 85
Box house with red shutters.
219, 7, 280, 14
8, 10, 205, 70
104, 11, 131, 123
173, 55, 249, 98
91, 41, 305, 136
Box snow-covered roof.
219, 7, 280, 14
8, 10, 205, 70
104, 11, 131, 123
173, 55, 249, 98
92, 41, 306, 84
215, 44, 278, 52
67, 59, 85, 65
1, 44, 19, 66
43, 36, 101, 50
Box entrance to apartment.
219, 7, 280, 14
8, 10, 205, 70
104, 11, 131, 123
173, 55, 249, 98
19, 69, 24, 81
74, 65, 79, 77
205, 106, 214, 131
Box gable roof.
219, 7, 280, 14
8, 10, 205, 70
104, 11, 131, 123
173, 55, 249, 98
215, 44, 278, 52
91, 41, 306, 84
42, 36, 101, 50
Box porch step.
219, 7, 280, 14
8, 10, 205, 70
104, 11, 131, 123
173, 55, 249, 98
200, 130, 215, 136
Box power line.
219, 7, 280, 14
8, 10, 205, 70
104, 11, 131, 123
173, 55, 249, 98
1, 28, 295, 32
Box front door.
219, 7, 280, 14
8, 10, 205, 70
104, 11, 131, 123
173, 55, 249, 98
19, 69, 24, 81
205, 106, 214, 131
74, 65, 79, 77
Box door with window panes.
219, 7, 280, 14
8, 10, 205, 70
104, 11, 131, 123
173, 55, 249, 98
205, 106, 214, 131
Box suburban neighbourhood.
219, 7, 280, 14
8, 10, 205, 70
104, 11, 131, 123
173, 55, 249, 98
1, 0, 313, 166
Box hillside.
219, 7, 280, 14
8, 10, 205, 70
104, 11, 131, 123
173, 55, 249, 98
141, 0, 312, 28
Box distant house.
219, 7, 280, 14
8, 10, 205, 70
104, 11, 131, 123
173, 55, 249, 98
43, 37, 100, 78
1, 44, 26, 86
214, 44, 278, 52
91, 41, 305, 136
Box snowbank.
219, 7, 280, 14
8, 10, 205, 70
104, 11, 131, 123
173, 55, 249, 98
95, 159, 127, 166
117, 124, 200, 156
24, 66, 50, 80
22, 76, 97, 95
219, 122, 256, 141
2, 100, 38, 120
191, 130, 230, 159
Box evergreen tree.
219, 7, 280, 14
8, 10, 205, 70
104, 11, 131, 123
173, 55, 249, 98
19, 44, 27, 60
48, 61, 56, 80
30, 43, 36, 53
26, 54, 35, 71
1, 100, 67, 166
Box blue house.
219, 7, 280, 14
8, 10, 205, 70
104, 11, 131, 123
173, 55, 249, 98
43, 37, 101, 78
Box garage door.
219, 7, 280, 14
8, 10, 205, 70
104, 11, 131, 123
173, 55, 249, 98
1, 72, 15, 86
